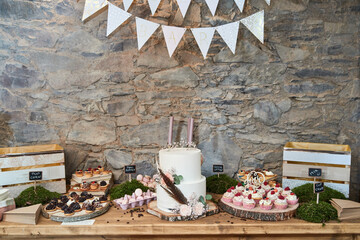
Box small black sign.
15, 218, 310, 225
29, 171, 42, 181
125, 165, 136, 174
309, 168, 322, 177
213, 164, 224, 173
314, 182, 324, 193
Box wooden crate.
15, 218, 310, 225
0, 144, 66, 198
282, 142, 351, 197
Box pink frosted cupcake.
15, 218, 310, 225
286, 192, 298, 205
243, 194, 256, 210
222, 189, 235, 203
267, 190, 278, 203
242, 186, 254, 198
281, 186, 292, 197
261, 181, 271, 194
232, 193, 244, 206
235, 183, 245, 193
274, 195, 288, 210
257, 186, 266, 198
274, 183, 283, 194
251, 190, 262, 205
259, 197, 273, 210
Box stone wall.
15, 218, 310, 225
0, 0, 359, 200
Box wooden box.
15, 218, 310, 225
0, 144, 66, 198
282, 142, 351, 197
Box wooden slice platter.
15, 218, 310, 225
219, 199, 298, 221
147, 200, 219, 222
42, 202, 110, 222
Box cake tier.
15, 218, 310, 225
157, 176, 206, 213
159, 148, 201, 182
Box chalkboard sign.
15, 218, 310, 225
308, 168, 322, 177
125, 165, 136, 174
29, 171, 42, 181
213, 164, 224, 173
314, 182, 324, 193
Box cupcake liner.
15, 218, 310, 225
287, 199, 298, 205
274, 203, 288, 210
222, 197, 233, 203
233, 201, 243, 206
243, 202, 255, 209
260, 204, 273, 210
253, 198, 261, 205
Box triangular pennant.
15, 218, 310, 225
191, 27, 215, 59
136, 17, 160, 50
176, 0, 191, 18
265, 0, 270, 5
106, 3, 132, 37
148, 0, 161, 15
82, 0, 108, 21
216, 21, 240, 54
162, 25, 186, 57
234, 0, 245, 12
240, 10, 264, 43
204, 0, 219, 16
123, 0, 134, 11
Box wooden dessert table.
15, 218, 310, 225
0, 204, 359, 240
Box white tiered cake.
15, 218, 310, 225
157, 147, 206, 212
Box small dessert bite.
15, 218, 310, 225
86, 205, 96, 213
243, 194, 256, 210
56, 202, 66, 210
86, 193, 94, 200
78, 196, 87, 203
274, 183, 283, 193
259, 197, 273, 210
70, 202, 82, 212
232, 192, 244, 206
97, 166, 104, 173
99, 195, 108, 203
90, 181, 99, 190
267, 190, 278, 203
84, 168, 93, 178
261, 181, 271, 193
251, 190, 262, 204
281, 186, 292, 197
60, 195, 69, 203
274, 195, 288, 209
222, 189, 235, 203
99, 181, 108, 190
93, 168, 100, 175
94, 202, 103, 210
70, 192, 78, 200
81, 182, 90, 191
61, 204, 68, 212
242, 187, 253, 198
64, 207, 75, 216
45, 203, 57, 212
286, 192, 298, 205
75, 170, 83, 177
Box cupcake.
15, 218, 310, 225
100, 181, 108, 190
243, 194, 256, 210
281, 187, 292, 197
90, 181, 99, 190
93, 168, 100, 175
259, 197, 273, 210
232, 193, 244, 206
84, 168, 93, 178
274, 195, 288, 209
222, 189, 235, 203
256, 186, 266, 197
274, 183, 283, 194
242, 187, 253, 198
261, 181, 271, 193
251, 190, 262, 205
76, 170, 83, 177
286, 192, 298, 205
267, 190, 278, 203
235, 182, 245, 192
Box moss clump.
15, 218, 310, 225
292, 183, 346, 203
297, 201, 338, 223
110, 180, 149, 200
15, 186, 61, 208
206, 174, 238, 194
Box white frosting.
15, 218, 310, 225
233, 195, 244, 203
252, 191, 262, 199
275, 198, 287, 205
157, 148, 206, 213
286, 194, 297, 201
223, 191, 235, 199
243, 198, 255, 205
259, 199, 272, 205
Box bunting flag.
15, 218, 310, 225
106, 3, 132, 36
216, 21, 240, 54
234, 0, 245, 12
123, 0, 134, 11
191, 27, 215, 59
176, 0, 192, 18
82, 0, 108, 21
148, 0, 162, 15
162, 25, 186, 57
136, 17, 160, 50
204, 0, 219, 16
240, 10, 264, 43
265, 0, 270, 5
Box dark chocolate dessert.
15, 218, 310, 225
60, 195, 69, 203
64, 207, 75, 215
46, 203, 57, 211
70, 192, 78, 199
86, 205, 96, 212
100, 181, 107, 186
99, 195, 107, 202
81, 191, 88, 197
78, 196, 87, 202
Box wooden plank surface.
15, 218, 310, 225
283, 151, 351, 165
0, 165, 65, 185
0, 202, 359, 238
0, 144, 63, 156
283, 162, 350, 182
0, 153, 64, 169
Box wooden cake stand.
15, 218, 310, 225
42, 202, 110, 222
147, 200, 219, 222
219, 199, 298, 221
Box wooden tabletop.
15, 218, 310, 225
1, 203, 359, 240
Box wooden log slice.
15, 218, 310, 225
147, 200, 219, 222
219, 199, 298, 221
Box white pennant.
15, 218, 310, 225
216, 21, 240, 54
148, 0, 161, 15
106, 3, 132, 37
204, 0, 219, 16
240, 10, 264, 43
176, 0, 191, 18
162, 26, 186, 57
234, 0, 245, 12
191, 27, 215, 59
136, 17, 160, 50
123, 0, 134, 11
265, 0, 270, 5
82, 0, 108, 21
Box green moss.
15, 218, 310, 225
206, 174, 238, 194
292, 183, 346, 203
296, 201, 338, 223
110, 180, 149, 200
15, 186, 61, 208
